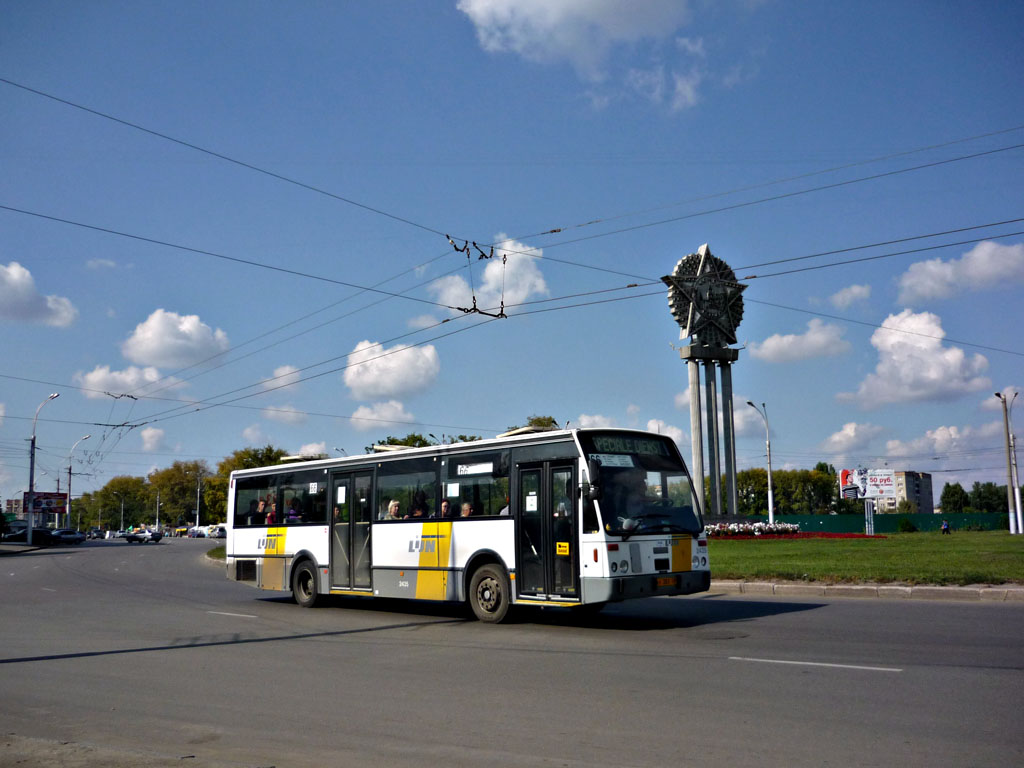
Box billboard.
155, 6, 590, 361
23, 491, 68, 515
840, 469, 896, 500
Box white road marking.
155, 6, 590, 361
41, 587, 56, 592
207, 611, 258, 618
730, 656, 902, 673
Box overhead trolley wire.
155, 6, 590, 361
0, 76, 449, 239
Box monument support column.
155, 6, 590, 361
687, 359, 704, 512
720, 361, 739, 516
704, 362, 721, 517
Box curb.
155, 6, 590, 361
711, 580, 1024, 602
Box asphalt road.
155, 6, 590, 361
2, 539, 1022, 767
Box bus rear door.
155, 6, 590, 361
330, 471, 373, 591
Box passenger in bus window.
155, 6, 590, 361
381, 499, 401, 520
439, 500, 455, 518
266, 501, 279, 525
285, 496, 302, 523
245, 499, 259, 526
410, 503, 427, 519
460, 502, 474, 517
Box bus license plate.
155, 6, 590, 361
656, 576, 677, 588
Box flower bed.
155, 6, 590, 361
709, 532, 886, 540
704, 521, 801, 537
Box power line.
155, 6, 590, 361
0, 76, 449, 238
0, 204, 457, 309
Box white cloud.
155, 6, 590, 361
982, 386, 1020, 412
886, 421, 1002, 459
898, 241, 1024, 304
0, 262, 77, 327
261, 405, 306, 425
86, 258, 116, 269
262, 365, 301, 392
343, 341, 440, 400
429, 233, 548, 314
830, 284, 871, 309
121, 309, 229, 368
457, 0, 691, 80
350, 400, 415, 431
646, 418, 686, 446
0, 402, 4, 427
626, 66, 666, 103
140, 427, 165, 452
242, 424, 267, 445
578, 413, 617, 428
676, 36, 705, 57
297, 441, 327, 457
821, 422, 885, 453
748, 318, 849, 362
407, 314, 439, 330
839, 310, 990, 408
74, 365, 182, 398
670, 69, 702, 110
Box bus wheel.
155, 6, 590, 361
292, 561, 319, 608
469, 564, 510, 623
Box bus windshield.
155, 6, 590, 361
579, 432, 702, 538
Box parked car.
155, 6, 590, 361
51, 528, 86, 545
87, 527, 105, 540
2, 527, 55, 545
125, 529, 163, 544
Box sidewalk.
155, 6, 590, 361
711, 579, 1024, 602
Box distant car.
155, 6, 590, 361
114, 530, 127, 538
209, 526, 226, 539
87, 527, 104, 540
125, 529, 163, 544
52, 528, 86, 545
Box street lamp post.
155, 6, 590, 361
113, 491, 125, 532
67, 434, 90, 530
747, 401, 775, 526
27, 393, 59, 545
195, 472, 202, 531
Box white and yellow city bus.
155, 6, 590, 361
225, 428, 709, 622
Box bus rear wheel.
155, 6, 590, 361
469, 564, 510, 623
292, 561, 320, 608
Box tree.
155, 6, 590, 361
736, 468, 768, 516
205, 445, 288, 522
365, 433, 433, 453
940, 482, 969, 514
969, 481, 1004, 514
505, 415, 560, 431
149, 460, 212, 526
895, 499, 918, 515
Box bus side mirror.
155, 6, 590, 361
583, 459, 602, 501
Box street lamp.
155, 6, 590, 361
995, 391, 1022, 535
27, 393, 59, 545
746, 401, 775, 526
67, 434, 90, 529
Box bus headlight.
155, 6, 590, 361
619, 560, 629, 574
610, 561, 618, 573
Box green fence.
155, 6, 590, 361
738, 513, 1007, 533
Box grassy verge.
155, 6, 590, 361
207, 544, 225, 559
709, 530, 1024, 585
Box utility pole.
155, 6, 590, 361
747, 401, 775, 525
68, 434, 90, 531
996, 392, 1020, 534
27, 393, 59, 546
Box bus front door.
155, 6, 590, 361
330, 472, 373, 591
516, 463, 579, 600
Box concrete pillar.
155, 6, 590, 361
720, 361, 739, 516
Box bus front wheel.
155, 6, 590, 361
469, 564, 510, 623
292, 561, 320, 608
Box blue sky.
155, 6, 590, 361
2, 0, 1022, 507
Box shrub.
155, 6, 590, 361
897, 517, 917, 533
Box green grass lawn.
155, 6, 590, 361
708, 531, 1024, 585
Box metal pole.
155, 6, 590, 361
195, 472, 201, 530
67, 435, 90, 531
997, 393, 1018, 534
720, 362, 738, 516
687, 359, 704, 514
704, 363, 721, 517
1008, 392, 1022, 534
747, 401, 775, 525
27, 393, 59, 546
